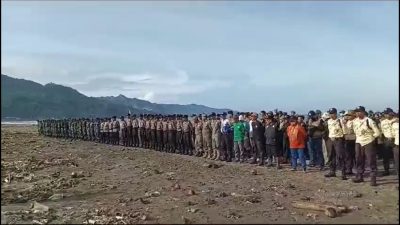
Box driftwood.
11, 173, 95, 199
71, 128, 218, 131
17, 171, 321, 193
291, 201, 348, 218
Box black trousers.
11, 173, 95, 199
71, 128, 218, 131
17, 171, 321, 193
163, 131, 168, 151
327, 138, 346, 175
344, 139, 356, 173
156, 130, 163, 150
252, 139, 265, 164
132, 127, 138, 147
126, 126, 132, 146
394, 145, 399, 177
382, 137, 395, 172
168, 130, 176, 153
151, 129, 156, 149
355, 142, 377, 178
221, 133, 233, 161
176, 131, 183, 153
145, 129, 151, 147
183, 132, 192, 155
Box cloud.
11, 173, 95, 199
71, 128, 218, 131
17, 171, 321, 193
1, 54, 232, 104
142, 92, 154, 101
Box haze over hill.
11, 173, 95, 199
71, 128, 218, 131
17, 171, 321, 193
1, 75, 231, 120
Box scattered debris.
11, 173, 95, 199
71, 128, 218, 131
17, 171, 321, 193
145, 191, 160, 197
202, 163, 222, 169
250, 169, 258, 175
300, 196, 311, 201
306, 213, 318, 220
276, 206, 285, 211
291, 201, 348, 218
71, 171, 85, 178
217, 192, 228, 198
186, 201, 197, 206
31, 201, 49, 213
187, 189, 196, 196
205, 198, 216, 205
139, 198, 151, 204
140, 215, 148, 221
187, 208, 198, 213
244, 195, 261, 204
181, 216, 192, 224
172, 183, 181, 190
325, 207, 337, 218
349, 206, 360, 211
226, 211, 241, 219
48, 193, 64, 201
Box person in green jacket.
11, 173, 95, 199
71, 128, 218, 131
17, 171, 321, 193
233, 115, 246, 163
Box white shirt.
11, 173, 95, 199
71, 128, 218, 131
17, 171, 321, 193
221, 119, 230, 133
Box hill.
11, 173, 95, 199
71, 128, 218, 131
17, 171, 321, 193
1, 74, 231, 120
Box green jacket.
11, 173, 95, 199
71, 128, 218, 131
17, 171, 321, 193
233, 122, 245, 142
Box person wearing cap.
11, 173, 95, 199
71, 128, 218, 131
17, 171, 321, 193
194, 116, 204, 157
220, 112, 234, 162
241, 113, 251, 162
182, 115, 193, 155
103, 118, 109, 143
95, 118, 101, 143
279, 115, 291, 164
350, 106, 381, 186
249, 113, 266, 166
162, 116, 169, 152
342, 110, 357, 175
138, 115, 145, 148
150, 115, 157, 150
145, 115, 152, 148
260, 111, 266, 122
201, 114, 213, 159
391, 112, 399, 178
232, 115, 246, 163
379, 108, 397, 176
99, 119, 104, 143
155, 116, 163, 151
211, 114, 222, 160
112, 116, 120, 145
132, 114, 139, 147
126, 114, 132, 147
120, 116, 128, 147
175, 115, 183, 154
168, 115, 177, 153
103, 118, 109, 144
287, 116, 307, 172
325, 108, 347, 180
264, 114, 281, 168
339, 110, 345, 116
315, 110, 322, 119
307, 110, 325, 169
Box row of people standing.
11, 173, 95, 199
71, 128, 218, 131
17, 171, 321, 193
37, 106, 399, 186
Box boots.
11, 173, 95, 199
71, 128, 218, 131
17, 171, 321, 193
266, 158, 273, 167
370, 175, 377, 186
325, 171, 336, 178
213, 149, 220, 160
341, 171, 348, 180
207, 150, 213, 159
352, 174, 364, 183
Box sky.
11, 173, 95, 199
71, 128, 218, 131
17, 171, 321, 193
1, 1, 399, 113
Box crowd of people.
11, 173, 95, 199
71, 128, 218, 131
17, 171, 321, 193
38, 106, 399, 187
